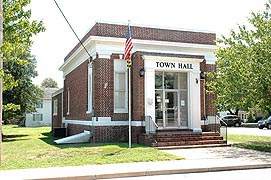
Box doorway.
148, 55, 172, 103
155, 72, 188, 129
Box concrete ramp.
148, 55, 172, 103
54, 130, 92, 144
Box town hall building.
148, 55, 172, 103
52, 22, 221, 146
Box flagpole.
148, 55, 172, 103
128, 66, 131, 148
128, 19, 132, 148
125, 20, 133, 148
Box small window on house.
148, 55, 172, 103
35, 103, 43, 108
53, 99, 58, 116
33, 113, 43, 121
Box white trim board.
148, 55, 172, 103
63, 119, 145, 127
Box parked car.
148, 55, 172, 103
257, 116, 271, 129
220, 115, 242, 127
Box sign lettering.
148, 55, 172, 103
156, 62, 193, 69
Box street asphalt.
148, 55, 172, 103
0, 146, 271, 180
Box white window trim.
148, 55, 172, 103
87, 63, 93, 114
114, 60, 128, 113
33, 113, 43, 121
67, 87, 70, 115
53, 99, 58, 116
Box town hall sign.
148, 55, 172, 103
156, 62, 193, 69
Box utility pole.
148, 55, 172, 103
0, 0, 3, 165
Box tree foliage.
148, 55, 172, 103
41, 78, 58, 88
207, 1, 271, 115
1, 0, 45, 121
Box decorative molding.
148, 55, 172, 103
59, 36, 216, 77
63, 119, 145, 127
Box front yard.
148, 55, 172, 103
2, 125, 270, 170
228, 133, 271, 152
1, 125, 182, 170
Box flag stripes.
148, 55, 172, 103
124, 24, 133, 68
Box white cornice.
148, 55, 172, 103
59, 36, 217, 76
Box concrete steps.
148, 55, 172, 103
139, 130, 227, 148
156, 143, 231, 150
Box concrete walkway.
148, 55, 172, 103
1, 147, 271, 180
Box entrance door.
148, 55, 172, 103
155, 71, 188, 129
165, 91, 178, 127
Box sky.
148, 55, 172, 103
30, 0, 267, 88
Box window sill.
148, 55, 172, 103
86, 111, 92, 114
114, 109, 128, 114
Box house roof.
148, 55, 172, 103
64, 22, 216, 61
43, 88, 59, 99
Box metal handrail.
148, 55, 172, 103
216, 115, 227, 144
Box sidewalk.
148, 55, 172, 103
1, 147, 271, 180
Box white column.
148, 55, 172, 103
144, 69, 155, 121
190, 71, 202, 132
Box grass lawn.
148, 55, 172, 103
228, 134, 271, 152
1, 125, 183, 170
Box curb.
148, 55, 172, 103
34, 163, 271, 180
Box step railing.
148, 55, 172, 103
216, 115, 228, 144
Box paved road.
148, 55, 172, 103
111, 168, 271, 180
227, 127, 271, 136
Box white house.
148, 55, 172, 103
25, 88, 59, 127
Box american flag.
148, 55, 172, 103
124, 24, 133, 67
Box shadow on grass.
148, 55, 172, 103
233, 141, 271, 153
40, 132, 147, 149
3, 134, 29, 142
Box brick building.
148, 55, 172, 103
52, 22, 217, 144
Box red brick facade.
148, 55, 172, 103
64, 60, 90, 120
131, 52, 145, 121
52, 91, 63, 128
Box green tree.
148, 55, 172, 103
3, 54, 44, 122
207, 1, 271, 115
41, 78, 58, 88
1, 0, 45, 122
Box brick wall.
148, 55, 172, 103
92, 54, 129, 120
52, 92, 63, 128
64, 60, 91, 120
92, 57, 113, 117
131, 52, 145, 121
66, 123, 144, 143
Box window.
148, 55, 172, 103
33, 113, 43, 121
35, 103, 43, 108
67, 88, 70, 115
87, 63, 93, 113
53, 99, 58, 116
115, 72, 126, 109
114, 60, 128, 113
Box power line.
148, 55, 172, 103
53, 0, 92, 59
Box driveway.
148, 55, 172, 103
227, 127, 271, 136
